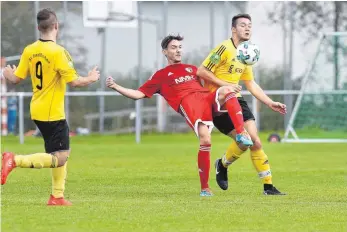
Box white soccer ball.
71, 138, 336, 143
236, 41, 260, 65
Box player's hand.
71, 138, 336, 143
106, 76, 117, 89
88, 66, 100, 82
2, 65, 16, 79
227, 84, 242, 93
269, 101, 287, 115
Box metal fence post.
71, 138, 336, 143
19, 93, 24, 144
135, 1, 143, 144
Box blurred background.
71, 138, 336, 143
1, 1, 347, 143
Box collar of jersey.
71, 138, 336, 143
230, 38, 237, 48
39, 39, 54, 42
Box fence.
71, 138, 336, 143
2, 90, 308, 144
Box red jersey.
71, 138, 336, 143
138, 63, 210, 112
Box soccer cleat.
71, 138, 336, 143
200, 188, 213, 197
215, 158, 228, 190
47, 195, 72, 206
1, 152, 16, 185
263, 185, 286, 195
236, 130, 253, 147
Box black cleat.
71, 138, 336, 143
263, 184, 286, 195
215, 158, 228, 190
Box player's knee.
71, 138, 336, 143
218, 87, 228, 99
54, 152, 70, 167
250, 138, 262, 151
238, 143, 249, 151
218, 87, 237, 104
199, 133, 211, 145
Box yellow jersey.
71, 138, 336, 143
202, 38, 253, 97
15, 39, 78, 121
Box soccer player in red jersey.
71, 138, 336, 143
106, 34, 253, 196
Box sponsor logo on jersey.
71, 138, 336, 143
235, 68, 243, 73
175, 75, 195, 84
210, 53, 221, 64
185, 67, 193, 73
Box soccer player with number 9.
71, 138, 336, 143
1, 8, 100, 205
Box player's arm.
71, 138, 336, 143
240, 66, 271, 105
107, 72, 161, 100
106, 76, 145, 100
4, 48, 30, 84
55, 48, 99, 87
244, 79, 272, 105
196, 44, 233, 87
69, 66, 100, 88
243, 79, 287, 115
2, 65, 22, 84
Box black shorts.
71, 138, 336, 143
34, 119, 70, 154
213, 97, 255, 135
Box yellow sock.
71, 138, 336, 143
221, 140, 246, 167
250, 149, 272, 184
52, 162, 67, 198
14, 153, 58, 168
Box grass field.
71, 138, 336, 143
1, 132, 347, 232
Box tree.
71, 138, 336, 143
268, 2, 347, 90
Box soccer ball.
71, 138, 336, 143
236, 41, 260, 65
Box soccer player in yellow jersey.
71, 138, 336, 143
1, 8, 100, 205
197, 14, 287, 195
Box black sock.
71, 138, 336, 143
264, 184, 273, 190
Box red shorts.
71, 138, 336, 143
179, 91, 218, 136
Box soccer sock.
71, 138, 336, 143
198, 144, 211, 190
14, 153, 58, 168
250, 149, 272, 184
221, 140, 246, 168
224, 93, 244, 134
52, 162, 67, 198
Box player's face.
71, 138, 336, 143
233, 18, 252, 41
164, 40, 182, 63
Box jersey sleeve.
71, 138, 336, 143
202, 43, 229, 73
14, 47, 29, 79
55, 48, 79, 83
138, 72, 161, 98
240, 65, 254, 81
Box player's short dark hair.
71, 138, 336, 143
231, 14, 252, 28
161, 34, 184, 49
37, 8, 58, 33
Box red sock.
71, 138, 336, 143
224, 92, 244, 134
198, 144, 211, 190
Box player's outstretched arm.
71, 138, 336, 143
244, 80, 287, 115
69, 66, 100, 87
106, 76, 145, 100
2, 65, 23, 85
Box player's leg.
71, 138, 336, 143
1, 120, 72, 205
179, 96, 213, 197
215, 86, 253, 146
196, 122, 213, 197
244, 120, 285, 195
220, 97, 258, 167
1, 139, 61, 185
212, 113, 248, 190
44, 120, 72, 205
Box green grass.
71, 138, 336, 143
287, 128, 347, 139
1, 133, 347, 232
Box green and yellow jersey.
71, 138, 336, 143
202, 38, 253, 97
